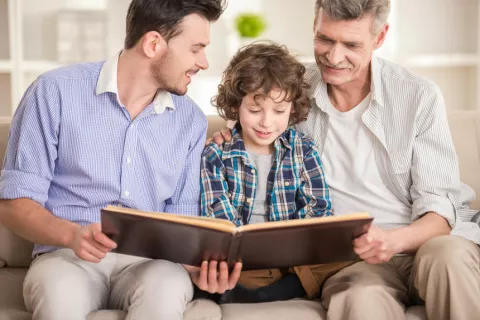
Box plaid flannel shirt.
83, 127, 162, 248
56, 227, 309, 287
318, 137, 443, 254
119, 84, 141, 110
200, 126, 332, 226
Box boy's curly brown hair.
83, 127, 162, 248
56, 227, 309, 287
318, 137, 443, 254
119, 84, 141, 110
212, 42, 311, 126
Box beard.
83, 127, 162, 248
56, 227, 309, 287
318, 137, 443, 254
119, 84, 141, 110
151, 55, 188, 96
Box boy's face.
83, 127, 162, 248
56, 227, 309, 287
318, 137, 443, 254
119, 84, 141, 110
238, 88, 292, 155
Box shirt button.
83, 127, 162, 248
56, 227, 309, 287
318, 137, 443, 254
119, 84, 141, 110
126, 157, 131, 164
250, 169, 255, 174
285, 181, 290, 186
124, 191, 130, 197
246, 198, 252, 204
227, 192, 231, 197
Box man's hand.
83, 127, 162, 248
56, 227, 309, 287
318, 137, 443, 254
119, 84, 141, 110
353, 225, 401, 264
183, 261, 243, 294
205, 127, 233, 146
67, 223, 117, 263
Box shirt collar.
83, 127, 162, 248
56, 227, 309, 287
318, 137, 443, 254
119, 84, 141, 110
222, 124, 292, 162
309, 53, 384, 110
96, 51, 175, 114
370, 54, 384, 107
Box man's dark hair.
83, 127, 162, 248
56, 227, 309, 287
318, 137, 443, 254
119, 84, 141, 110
125, 0, 226, 49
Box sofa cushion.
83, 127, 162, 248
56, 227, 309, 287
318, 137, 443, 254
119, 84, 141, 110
221, 299, 327, 320
0, 224, 33, 268
0, 268, 28, 318
87, 311, 126, 320
184, 299, 222, 320
0, 120, 10, 165
447, 111, 480, 210
406, 305, 427, 320
90, 299, 223, 320
206, 115, 226, 139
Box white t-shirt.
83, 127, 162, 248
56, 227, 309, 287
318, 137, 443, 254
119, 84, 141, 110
321, 93, 412, 229
246, 150, 273, 224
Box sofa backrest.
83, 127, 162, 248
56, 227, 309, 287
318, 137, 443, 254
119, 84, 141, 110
0, 112, 478, 268
447, 111, 480, 209
0, 120, 35, 268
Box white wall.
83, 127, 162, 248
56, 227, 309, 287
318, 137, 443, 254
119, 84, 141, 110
396, 0, 478, 55
15, 0, 479, 114
260, 0, 316, 57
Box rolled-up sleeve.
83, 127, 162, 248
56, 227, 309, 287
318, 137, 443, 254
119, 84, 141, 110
0, 76, 60, 206
410, 84, 459, 227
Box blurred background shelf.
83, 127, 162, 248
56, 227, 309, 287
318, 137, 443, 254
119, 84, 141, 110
0, 0, 479, 116
0, 60, 12, 73
20, 61, 62, 73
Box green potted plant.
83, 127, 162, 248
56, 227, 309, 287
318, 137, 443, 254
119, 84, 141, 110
234, 13, 267, 46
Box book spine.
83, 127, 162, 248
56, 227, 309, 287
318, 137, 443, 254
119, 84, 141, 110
226, 231, 243, 269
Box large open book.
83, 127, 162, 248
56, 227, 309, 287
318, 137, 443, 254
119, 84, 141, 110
101, 206, 373, 270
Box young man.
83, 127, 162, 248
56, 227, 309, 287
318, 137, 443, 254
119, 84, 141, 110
200, 42, 350, 303
213, 1, 480, 319
0, 1, 241, 319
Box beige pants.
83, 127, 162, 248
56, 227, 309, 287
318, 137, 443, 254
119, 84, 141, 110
322, 235, 480, 320
23, 249, 194, 320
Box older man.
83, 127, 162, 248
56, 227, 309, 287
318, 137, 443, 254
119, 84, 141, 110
215, 1, 480, 319
299, 1, 480, 319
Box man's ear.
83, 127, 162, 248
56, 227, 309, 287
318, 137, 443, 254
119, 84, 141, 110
373, 23, 389, 50
141, 31, 167, 59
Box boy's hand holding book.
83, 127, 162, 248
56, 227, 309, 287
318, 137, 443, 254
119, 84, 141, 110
182, 261, 243, 293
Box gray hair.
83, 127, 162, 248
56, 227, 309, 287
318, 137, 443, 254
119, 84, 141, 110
315, 0, 390, 34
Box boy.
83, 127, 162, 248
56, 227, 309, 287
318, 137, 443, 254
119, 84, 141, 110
200, 42, 350, 303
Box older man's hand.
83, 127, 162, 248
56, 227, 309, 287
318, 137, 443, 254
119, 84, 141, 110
353, 225, 401, 264
205, 127, 233, 146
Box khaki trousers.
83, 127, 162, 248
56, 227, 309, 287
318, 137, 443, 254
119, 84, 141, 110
322, 235, 480, 320
238, 262, 353, 298
23, 249, 194, 320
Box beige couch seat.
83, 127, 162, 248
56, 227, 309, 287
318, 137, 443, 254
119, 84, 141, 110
1, 112, 480, 320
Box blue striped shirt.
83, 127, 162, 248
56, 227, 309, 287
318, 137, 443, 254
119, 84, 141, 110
0, 54, 207, 256
200, 126, 333, 226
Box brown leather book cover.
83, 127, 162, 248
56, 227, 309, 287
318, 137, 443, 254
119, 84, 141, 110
101, 206, 373, 270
